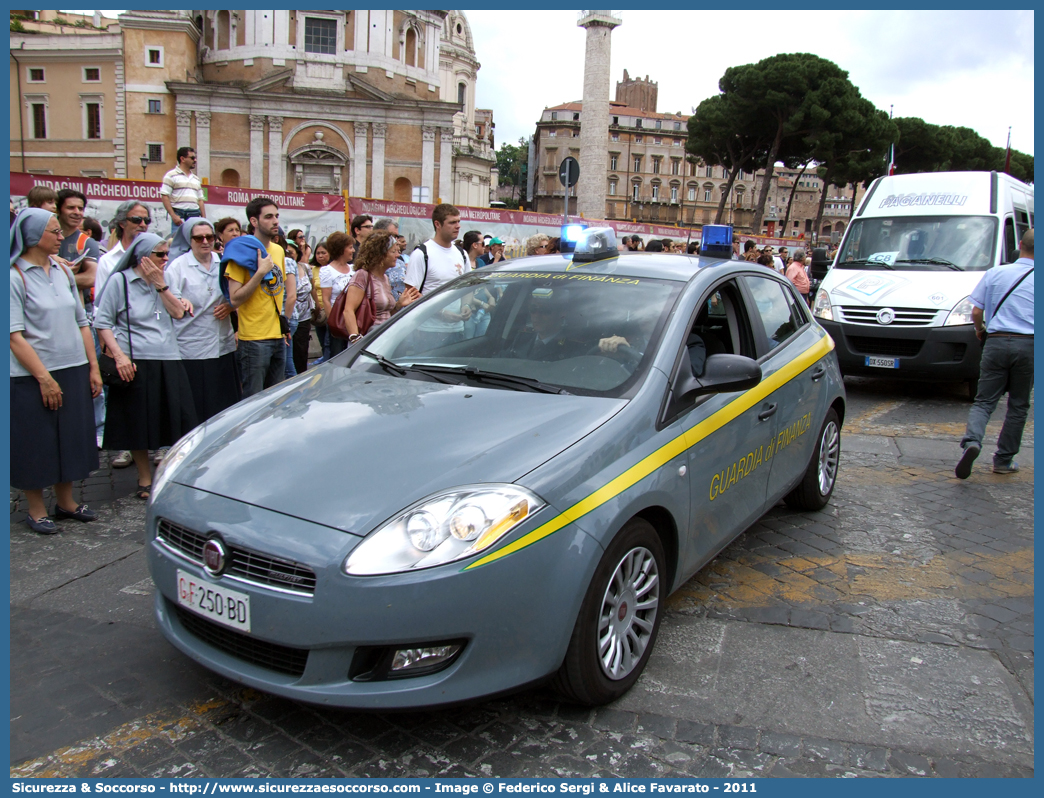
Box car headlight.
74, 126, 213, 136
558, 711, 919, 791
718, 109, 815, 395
944, 296, 976, 326
343, 485, 545, 576
812, 288, 833, 321
151, 425, 205, 503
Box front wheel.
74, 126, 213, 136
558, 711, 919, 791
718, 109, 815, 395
784, 408, 841, 510
551, 518, 665, 706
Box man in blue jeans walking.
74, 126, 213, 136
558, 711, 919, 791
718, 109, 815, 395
956, 229, 1034, 479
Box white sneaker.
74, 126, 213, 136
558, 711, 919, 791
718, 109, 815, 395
153, 447, 170, 464
111, 450, 133, 468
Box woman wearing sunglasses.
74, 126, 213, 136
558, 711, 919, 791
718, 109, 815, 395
94, 233, 197, 499
165, 219, 241, 423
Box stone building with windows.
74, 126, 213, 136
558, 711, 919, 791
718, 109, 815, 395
10, 9, 496, 205
529, 70, 865, 240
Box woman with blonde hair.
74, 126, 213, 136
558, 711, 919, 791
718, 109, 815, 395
525, 233, 550, 256
340, 230, 420, 344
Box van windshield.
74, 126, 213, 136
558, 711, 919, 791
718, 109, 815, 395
837, 216, 997, 272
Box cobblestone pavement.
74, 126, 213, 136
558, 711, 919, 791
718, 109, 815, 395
10, 378, 1034, 778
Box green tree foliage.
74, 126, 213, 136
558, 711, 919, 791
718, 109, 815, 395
495, 138, 529, 204
685, 94, 773, 224
714, 53, 863, 230
893, 118, 1034, 183
812, 101, 896, 234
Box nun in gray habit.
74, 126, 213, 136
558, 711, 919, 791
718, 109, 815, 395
10, 207, 102, 533
94, 232, 198, 499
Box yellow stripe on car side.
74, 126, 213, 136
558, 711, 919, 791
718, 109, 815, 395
464, 333, 835, 571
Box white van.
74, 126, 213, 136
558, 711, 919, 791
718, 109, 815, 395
813, 171, 1033, 395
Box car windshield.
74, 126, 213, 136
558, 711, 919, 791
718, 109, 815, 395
350, 270, 683, 397
836, 215, 998, 271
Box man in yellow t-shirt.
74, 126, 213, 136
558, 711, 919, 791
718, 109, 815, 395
226, 197, 287, 397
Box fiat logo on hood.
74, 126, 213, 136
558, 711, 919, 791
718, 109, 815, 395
876, 308, 896, 325
202, 538, 228, 576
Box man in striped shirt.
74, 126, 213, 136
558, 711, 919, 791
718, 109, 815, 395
160, 147, 205, 226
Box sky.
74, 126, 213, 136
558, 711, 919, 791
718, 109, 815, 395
466, 9, 1034, 158
72, 9, 1033, 159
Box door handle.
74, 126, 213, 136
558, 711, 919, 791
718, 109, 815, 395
758, 403, 778, 421
810, 365, 826, 381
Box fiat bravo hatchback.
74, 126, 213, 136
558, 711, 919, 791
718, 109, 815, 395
147, 228, 845, 708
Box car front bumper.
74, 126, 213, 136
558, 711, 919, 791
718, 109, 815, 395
819, 319, 982, 380
147, 482, 600, 709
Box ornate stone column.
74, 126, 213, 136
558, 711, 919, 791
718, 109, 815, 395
353, 122, 368, 199
421, 125, 436, 202
370, 123, 387, 200
267, 115, 284, 191
438, 128, 453, 204
194, 111, 211, 180
175, 109, 192, 150
249, 114, 265, 190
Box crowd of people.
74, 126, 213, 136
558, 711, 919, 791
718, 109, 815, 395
12, 151, 829, 532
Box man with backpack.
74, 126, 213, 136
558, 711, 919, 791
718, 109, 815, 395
404, 203, 470, 351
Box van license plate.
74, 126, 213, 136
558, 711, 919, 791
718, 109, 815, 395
177, 569, 251, 632
865, 356, 899, 369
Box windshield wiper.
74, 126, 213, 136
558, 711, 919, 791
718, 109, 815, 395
359, 349, 407, 376
359, 351, 463, 385
837, 258, 894, 270
893, 257, 962, 271
408, 364, 571, 394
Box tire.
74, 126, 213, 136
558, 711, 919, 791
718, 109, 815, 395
966, 377, 979, 401
551, 518, 665, 706
784, 408, 841, 511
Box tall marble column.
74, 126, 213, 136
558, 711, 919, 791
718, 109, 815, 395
175, 109, 192, 150
267, 115, 284, 191
194, 111, 211, 180
370, 123, 387, 199
353, 122, 368, 199
438, 128, 453, 204
249, 114, 266, 190
421, 125, 436, 203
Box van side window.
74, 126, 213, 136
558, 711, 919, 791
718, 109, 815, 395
1015, 207, 1030, 248
1003, 217, 1017, 264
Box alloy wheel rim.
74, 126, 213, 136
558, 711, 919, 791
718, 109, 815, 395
818, 421, 840, 495
598, 546, 660, 680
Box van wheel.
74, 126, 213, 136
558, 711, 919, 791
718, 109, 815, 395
551, 518, 665, 706
785, 409, 841, 511
966, 378, 979, 401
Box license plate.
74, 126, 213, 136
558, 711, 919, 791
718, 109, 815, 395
865, 356, 899, 369
177, 569, 251, 633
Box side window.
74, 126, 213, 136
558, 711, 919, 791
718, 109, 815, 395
1002, 217, 1017, 264
741, 275, 799, 353
690, 280, 757, 365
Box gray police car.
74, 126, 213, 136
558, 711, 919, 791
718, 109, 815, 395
146, 229, 845, 708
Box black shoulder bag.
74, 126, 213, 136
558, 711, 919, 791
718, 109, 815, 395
981, 266, 1033, 345
99, 273, 134, 386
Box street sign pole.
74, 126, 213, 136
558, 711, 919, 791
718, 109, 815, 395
559, 156, 580, 225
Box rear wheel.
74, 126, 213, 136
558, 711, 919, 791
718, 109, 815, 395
551, 518, 665, 706
784, 408, 841, 511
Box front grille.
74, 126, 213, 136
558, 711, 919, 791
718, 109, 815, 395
175, 605, 308, 676
847, 336, 924, 358
157, 518, 317, 595
839, 306, 939, 326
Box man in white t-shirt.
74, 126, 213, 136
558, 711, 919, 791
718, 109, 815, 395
404, 203, 470, 353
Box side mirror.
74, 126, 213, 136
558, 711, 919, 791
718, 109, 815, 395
674, 353, 762, 401
663, 352, 763, 424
